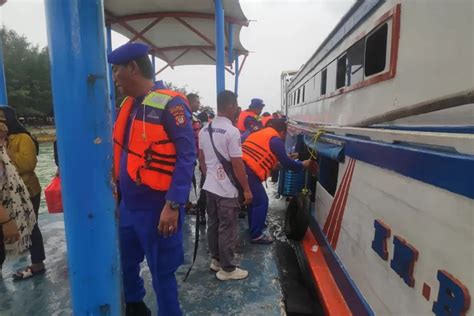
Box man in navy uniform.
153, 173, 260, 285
109, 43, 195, 316
236, 98, 265, 134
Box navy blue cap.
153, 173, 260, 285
249, 98, 265, 108
108, 42, 149, 64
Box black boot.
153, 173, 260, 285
125, 301, 151, 316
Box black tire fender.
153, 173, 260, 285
285, 192, 311, 241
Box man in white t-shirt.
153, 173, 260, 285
198, 90, 252, 281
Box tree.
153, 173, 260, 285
2, 28, 52, 117
165, 81, 194, 95
114, 80, 198, 108
1, 29, 201, 117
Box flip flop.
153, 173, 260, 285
12, 266, 46, 281
250, 235, 274, 245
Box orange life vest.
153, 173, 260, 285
260, 116, 272, 127
113, 88, 189, 191
237, 110, 259, 133
242, 127, 281, 181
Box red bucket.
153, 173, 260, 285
44, 176, 63, 213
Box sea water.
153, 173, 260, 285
37, 142, 57, 214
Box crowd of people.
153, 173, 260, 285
109, 42, 317, 316
0, 41, 317, 316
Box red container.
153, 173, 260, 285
44, 176, 63, 213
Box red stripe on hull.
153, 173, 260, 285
329, 159, 356, 249
323, 159, 353, 235
302, 230, 352, 316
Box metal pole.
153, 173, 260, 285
0, 25, 7, 105
214, 0, 225, 93
227, 23, 234, 65
44, 1, 122, 315
106, 24, 116, 120
234, 53, 239, 95
151, 53, 156, 82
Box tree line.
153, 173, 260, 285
2, 28, 52, 117
2, 28, 196, 121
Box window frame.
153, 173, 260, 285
320, 68, 327, 96
295, 4, 401, 103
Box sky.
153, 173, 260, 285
0, 0, 354, 114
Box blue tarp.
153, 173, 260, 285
303, 134, 345, 162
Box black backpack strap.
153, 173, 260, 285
183, 202, 200, 282
207, 122, 243, 197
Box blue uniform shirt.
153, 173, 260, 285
244, 115, 262, 132
119, 83, 196, 211
269, 137, 303, 172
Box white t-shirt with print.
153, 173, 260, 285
198, 116, 242, 198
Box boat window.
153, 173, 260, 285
320, 68, 327, 95
297, 88, 300, 104
302, 85, 305, 103
318, 156, 339, 196
336, 54, 347, 89
326, 60, 337, 94
365, 23, 388, 77
347, 38, 365, 85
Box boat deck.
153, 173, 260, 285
0, 184, 292, 315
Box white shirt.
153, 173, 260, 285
199, 116, 242, 198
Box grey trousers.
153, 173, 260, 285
206, 191, 240, 272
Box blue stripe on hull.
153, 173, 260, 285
325, 134, 474, 199
371, 125, 474, 134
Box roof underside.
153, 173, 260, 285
104, 0, 249, 69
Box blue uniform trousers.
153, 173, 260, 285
246, 167, 269, 239
119, 199, 184, 316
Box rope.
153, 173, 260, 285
301, 129, 325, 195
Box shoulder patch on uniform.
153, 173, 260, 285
169, 105, 187, 126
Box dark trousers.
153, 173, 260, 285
271, 167, 280, 183
119, 200, 184, 316
0, 193, 45, 266
206, 191, 239, 272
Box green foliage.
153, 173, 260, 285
1, 29, 198, 115
113, 81, 198, 108
165, 81, 192, 95
2, 28, 52, 116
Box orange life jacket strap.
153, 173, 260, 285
144, 148, 177, 159
245, 140, 268, 154
143, 165, 174, 176
145, 157, 175, 167
153, 139, 173, 145
242, 146, 264, 162
243, 141, 276, 166
113, 138, 143, 159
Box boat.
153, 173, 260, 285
280, 0, 474, 315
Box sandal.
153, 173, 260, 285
250, 235, 274, 245
13, 266, 46, 281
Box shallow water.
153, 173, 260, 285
36, 142, 57, 214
